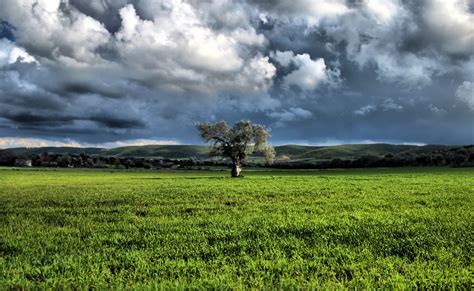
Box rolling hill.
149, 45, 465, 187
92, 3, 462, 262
276, 144, 453, 161
0, 143, 459, 161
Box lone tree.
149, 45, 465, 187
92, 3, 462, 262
196, 120, 275, 177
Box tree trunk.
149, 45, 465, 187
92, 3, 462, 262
231, 161, 241, 178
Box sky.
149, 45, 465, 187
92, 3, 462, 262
0, 0, 473, 148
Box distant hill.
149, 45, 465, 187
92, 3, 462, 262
1, 147, 106, 156
0, 143, 458, 161
105, 145, 210, 159
274, 144, 453, 161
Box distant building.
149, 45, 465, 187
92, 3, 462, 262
15, 158, 32, 167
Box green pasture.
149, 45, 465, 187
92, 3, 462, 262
0, 168, 473, 288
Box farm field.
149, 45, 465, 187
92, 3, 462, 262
0, 168, 473, 288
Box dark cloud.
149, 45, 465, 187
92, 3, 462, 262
61, 82, 125, 99
2, 111, 144, 129
0, 20, 15, 41
90, 115, 145, 129
0, 0, 472, 146
68, 0, 127, 33
3, 113, 74, 126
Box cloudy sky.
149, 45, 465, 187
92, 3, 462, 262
0, 0, 473, 148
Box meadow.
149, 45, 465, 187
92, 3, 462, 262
0, 168, 472, 288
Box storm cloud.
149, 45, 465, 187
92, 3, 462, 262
0, 0, 472, 147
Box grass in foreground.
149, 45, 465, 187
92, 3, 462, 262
0, 168, 473, 288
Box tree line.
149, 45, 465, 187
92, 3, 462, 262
0, 145, 472, 169
269, 146, 474, 169
0, 152, 232, 170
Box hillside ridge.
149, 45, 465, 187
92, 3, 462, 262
0, 143, 461, 160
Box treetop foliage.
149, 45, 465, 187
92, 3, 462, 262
196, 120, 275, 164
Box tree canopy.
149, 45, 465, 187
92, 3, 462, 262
196, 120, 274, 177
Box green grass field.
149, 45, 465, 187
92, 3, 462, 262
0, 168, 473, 288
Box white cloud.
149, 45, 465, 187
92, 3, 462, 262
0, 0, 110, 65
428, 104, 446, 115
99, 139, 179, 148
283, 56, 326, 90
0, 137, 81, 148
0, 39, 37, 66
228, 54, 277, 95
354, 104, 376, 116
456, 81, 474, 110
423, 0, 474, 55
36, 0, 60, 12
271, 51, 336, 91
116, 3, 246, 73
113, 3, 275, 98
381, 98, 403, 111
0, 137, 179, 149
265, 0, 430, 87
231, 28, 266, 46
120, 2, 250, 70
0, 0, 276, 105
371, 52, 440, 86
268, 107, 313, 123
273, 139, 426, 147
354, 99, 403, 115
363, 0, 401, 25
271, 50, 295, 67
324, 0, 456, 87
257, 0, 350, 26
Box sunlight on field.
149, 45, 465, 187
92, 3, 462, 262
0, 168, 472, 288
